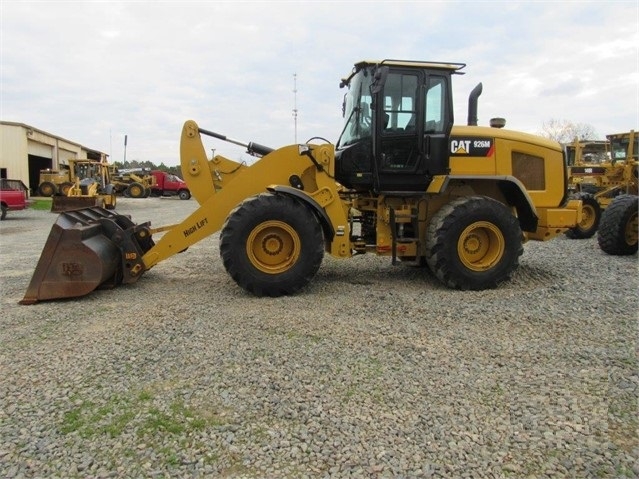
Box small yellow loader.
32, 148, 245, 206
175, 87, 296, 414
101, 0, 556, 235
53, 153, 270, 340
50, 160, 117, 213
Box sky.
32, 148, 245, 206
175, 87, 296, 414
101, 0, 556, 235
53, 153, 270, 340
1, 1, 638, 167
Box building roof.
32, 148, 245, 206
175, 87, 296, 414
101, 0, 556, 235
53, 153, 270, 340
0, 121, 108, 157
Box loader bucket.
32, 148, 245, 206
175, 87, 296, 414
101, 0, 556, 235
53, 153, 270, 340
51, 195, 102, 213
20, 207, 154, 305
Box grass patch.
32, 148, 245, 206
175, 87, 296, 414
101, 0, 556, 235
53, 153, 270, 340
29, 198, 52, 210
59, 390, 225, 440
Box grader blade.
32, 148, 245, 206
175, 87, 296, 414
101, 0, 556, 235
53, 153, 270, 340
20, 207, 154, 305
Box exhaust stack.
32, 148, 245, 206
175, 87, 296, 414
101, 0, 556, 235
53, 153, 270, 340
467, 82, 483, 126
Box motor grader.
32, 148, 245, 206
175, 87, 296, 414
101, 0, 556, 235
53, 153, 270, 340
37, 166, 73, 197
21, 59, 586, 304
595, 131, 638, 255
109, 166, 156, 198
565, 130, 638, 239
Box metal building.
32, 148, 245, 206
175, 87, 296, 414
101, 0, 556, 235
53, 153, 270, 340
0, 121, 108, 194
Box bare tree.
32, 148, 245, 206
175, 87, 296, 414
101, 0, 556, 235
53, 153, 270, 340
538, 119, 598, 144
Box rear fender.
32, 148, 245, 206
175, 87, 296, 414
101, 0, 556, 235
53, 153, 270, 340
497, 179, 538, 232
436, 175, 539, 232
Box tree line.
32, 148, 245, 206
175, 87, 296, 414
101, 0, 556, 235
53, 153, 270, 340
111, 119, 602, 178
111, 160, 183, 179
538, 119, 599, 144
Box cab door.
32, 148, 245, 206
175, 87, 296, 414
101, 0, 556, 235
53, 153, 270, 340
374, 70, 452, 192
422, 74, 453, 180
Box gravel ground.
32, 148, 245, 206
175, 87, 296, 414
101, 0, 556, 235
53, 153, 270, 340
0, 197, 637, 479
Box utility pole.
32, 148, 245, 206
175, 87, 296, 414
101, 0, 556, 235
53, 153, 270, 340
292, 73, 298, 143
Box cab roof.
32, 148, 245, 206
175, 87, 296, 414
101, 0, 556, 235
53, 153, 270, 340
355, 59, 466, 72
341, 59, 466, 87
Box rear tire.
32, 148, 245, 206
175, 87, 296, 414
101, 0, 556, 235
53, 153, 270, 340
565, 192, 601, 239
38, 182, 56, 197
1, 204, 7, 220
220, 193, 324, 296
597, 194, 638, 255
425, 196, 523, 290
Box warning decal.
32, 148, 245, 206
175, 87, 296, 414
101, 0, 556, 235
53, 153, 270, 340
450, 137, 494, 157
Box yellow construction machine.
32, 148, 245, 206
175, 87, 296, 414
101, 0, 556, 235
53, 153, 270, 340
109, 167, 156, 198
21, 59, 589, 304
565, 131, 638, 239
50, 159, 117, 213
595, 131, 638, 255
37, 166, 74, 197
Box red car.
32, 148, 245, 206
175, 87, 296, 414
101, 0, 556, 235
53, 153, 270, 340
0, 179, 29, 220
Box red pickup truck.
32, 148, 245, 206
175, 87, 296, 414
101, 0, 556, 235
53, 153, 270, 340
0, 179, 29, 220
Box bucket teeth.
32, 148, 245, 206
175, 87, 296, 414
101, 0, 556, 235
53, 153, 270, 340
20, 207, 154, 305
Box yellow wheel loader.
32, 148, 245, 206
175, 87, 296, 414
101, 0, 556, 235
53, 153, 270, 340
21, 59, 586, 304
566, 131, 638, 239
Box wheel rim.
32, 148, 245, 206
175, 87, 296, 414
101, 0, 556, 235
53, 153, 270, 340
130, 185, 143, 197
247, 220, 301, 274
457, 221, 505, 271
625, 211, 638, 246
579, 204, 597, 230
41, 184, 53, 196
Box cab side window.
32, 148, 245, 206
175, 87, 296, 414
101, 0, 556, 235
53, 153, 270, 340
424, 76, 446, 133
383, 73, 418, 133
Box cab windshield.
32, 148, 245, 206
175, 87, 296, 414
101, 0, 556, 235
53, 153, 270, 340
337, 69, 373, 148
609, 135, 638, 161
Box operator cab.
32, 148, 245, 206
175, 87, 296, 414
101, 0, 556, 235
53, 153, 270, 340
335, 59, 465, 193
607, 131, 638, 163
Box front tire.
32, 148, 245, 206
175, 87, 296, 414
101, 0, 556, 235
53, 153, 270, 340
425, 196, 523, 290
178, 190, 191, 200
597, 195, 638, 255
59, 182, 73, 196
126, 182, 145, 198
220, 193, 324, 297
565, 192, 601, 239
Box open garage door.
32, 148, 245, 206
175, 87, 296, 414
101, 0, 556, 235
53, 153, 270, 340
27, 141, 53, 194
28, 155, 52, 195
